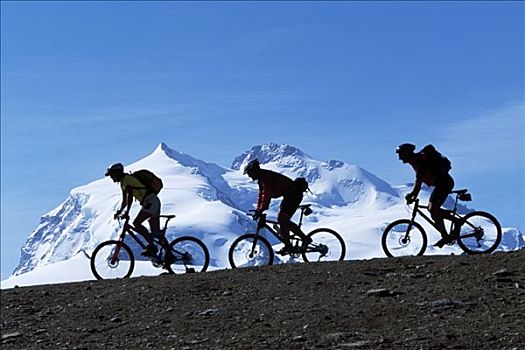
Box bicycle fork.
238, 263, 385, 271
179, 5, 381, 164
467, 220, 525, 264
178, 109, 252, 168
110, 239, 125, 265
402, 201, 419, 243
110, 222, 130, 265
248, 231, 262, 258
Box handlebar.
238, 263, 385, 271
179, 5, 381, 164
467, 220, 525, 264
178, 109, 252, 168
246, 210, 265, 220
405, 198, 419, 206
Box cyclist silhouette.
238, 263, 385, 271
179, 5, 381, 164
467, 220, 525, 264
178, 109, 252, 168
243, 159, 310, 255
105, 163, 174, 263
396, 143, 456, 248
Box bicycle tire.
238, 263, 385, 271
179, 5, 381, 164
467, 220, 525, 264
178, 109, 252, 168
90, 240, 135, 280
456, 211, 502, 254
168, 236, 210, 273
382, 219, 427, 257
229, 234, 274, 268
302, 228, 346, 262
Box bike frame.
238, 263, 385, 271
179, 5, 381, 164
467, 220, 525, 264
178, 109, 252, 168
405, 191, 479, 241
110, 215, 178, 264
252, 206, 309, 243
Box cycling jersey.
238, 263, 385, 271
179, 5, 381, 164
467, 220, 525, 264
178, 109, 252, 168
121, 174, 148, 203
256, 169, 294, 211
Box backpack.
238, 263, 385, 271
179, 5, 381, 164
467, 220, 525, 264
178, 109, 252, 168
419, 144, 452, 176
294, 177, 309, 192
131, 169, 163, 195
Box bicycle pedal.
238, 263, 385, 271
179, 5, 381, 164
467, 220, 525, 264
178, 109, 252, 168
186, 267, 196, 273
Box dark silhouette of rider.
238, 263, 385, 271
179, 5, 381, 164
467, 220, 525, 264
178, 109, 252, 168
105, 163, 174, 264
396, 143, 456, 248
243, 159, 309, 255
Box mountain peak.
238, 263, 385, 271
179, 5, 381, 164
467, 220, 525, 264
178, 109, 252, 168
153, 142, 173, 155
150, 142, 188, 162
231, 143, 311, 170
147, 142, 225, 176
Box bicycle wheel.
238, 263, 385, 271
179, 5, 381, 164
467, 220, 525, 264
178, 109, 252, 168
90, 240, 135, 280
302, 228, 346, 262
229, 234, 274, 268
382, 219, 427, 257
456, 211, 502, 254
168, 236, 210, 273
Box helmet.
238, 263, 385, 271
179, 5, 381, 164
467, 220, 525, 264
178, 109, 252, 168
105, 163, 124, 176
396, 143, 416, 156
243, 159, 260, 175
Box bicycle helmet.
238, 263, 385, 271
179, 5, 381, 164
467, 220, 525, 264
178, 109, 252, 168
243, 159, 260, 175
396, 143, 416, 156
105, 163, 124, 176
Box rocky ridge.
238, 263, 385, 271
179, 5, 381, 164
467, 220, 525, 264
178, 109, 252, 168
2, 250, 524, 349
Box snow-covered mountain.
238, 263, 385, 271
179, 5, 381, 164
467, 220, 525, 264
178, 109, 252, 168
4, 142, 524, 287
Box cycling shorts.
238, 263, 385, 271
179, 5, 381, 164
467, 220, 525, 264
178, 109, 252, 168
430, 174, 454, 208
280, 187, 304, 217
140, 193, 161, 216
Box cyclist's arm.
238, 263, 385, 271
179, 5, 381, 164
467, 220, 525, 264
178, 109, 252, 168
409, 177, 422, 199
116, 186, 133, 216
122, 186, 134, 215
257, 181, 271, 211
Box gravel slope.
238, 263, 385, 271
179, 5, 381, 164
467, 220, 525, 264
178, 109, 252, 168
2, 250, 524, 350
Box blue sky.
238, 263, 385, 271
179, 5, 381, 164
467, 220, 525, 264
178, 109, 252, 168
1, 1, 523, 279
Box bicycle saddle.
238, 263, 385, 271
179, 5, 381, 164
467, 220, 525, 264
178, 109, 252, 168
299, 204, 312, 210
451, 189, 468, 195
159, 214, 176, 219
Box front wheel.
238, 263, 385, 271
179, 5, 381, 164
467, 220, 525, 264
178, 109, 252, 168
382, 219, 427, 257
168, 236, 210, 273
90, 240, 135, 280
229, 234, 274, 268
456, 211, 502, 254
302, 228, 346, 262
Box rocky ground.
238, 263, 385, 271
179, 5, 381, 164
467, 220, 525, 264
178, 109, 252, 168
1, 250, 524, 350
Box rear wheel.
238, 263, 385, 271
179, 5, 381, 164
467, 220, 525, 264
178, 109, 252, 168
302, 228, 346, 262
168, 236, 210, 273
456, 211, 502, 254
382, 219, 427, 257
229, 234, 274, 268
90, 240, 135, 280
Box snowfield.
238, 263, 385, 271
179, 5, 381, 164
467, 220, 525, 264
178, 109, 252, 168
2, 143, 523, 288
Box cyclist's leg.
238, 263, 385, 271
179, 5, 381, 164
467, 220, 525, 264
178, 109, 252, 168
430, 174, 454, 238
289, 221, 304, 237
277, 210, 292, 248
135, 194, 161, 249
278, 189, 304, 249
142, 195, 173, 261
439, 208, 461, 234
133, 210, 154, 245
150, 217, 173, 259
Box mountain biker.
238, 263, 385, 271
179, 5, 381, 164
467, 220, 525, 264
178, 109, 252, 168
243, 159, 310, 255
396, 143, 456, 248
105, 163, 174, 263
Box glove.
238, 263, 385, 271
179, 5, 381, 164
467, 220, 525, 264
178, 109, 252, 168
405, 192, 416, 204
114, 210, 129, 220
252, 210, 264, 220
113, 210, 122, 220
